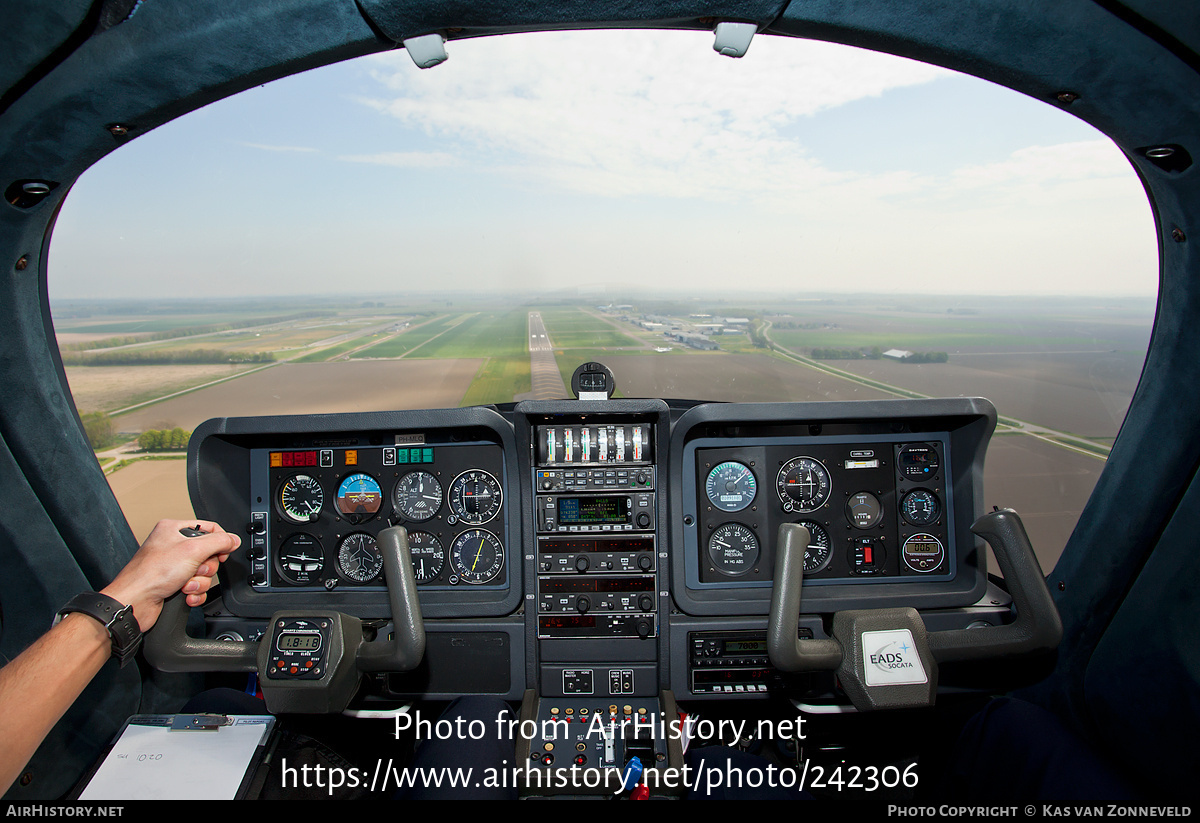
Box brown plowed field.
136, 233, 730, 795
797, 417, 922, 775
114, 359, 481, 431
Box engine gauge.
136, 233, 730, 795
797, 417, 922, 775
393, 471, 443, 522
337, 532, 382, 583
447, 470, 503, 525
450, 529, 504, 584
795, 520, 833, 574
897, 443, 940, 481
407, 531, 445, 583
336, 473, 383, 518
706, 522, 759, 576
776, 457, 832, 513
901, 489, 941, 526
705, 461, 757, 512
278, 474, 323, 523
276, 533, 324, 585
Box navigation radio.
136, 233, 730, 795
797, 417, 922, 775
534, 421, 659, 641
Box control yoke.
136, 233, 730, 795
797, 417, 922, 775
145, 526, 425, 713
767, 510, 1061, 710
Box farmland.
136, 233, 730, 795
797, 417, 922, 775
55, 293, 1153, 570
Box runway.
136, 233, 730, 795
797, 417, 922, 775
528, 312, 568, 400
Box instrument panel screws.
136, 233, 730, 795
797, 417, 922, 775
15, 256, 28, 271
1056, 92, 1079, 104
1058, 581, 1066, 591
19, 773, 31, 786
1171, 227, 1186, 242
107, 124, 129, 136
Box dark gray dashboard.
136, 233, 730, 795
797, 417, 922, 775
187, 397, 999, 702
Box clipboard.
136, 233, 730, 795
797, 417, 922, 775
73, 714, 277, 800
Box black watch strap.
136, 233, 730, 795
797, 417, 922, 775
55, 592, 143, 667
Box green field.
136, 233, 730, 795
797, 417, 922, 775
350, 315, 456, 359
413, 310, 529, 359
459, 355, 532, 406
57, 315, 238, 334
540, 308, 642, 349
292, 338, 371, 362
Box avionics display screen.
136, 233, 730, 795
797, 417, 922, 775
277, 632, 321, 652
557, 496, 629, 525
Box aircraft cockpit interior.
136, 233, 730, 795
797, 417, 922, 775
1, 0, 1198, 805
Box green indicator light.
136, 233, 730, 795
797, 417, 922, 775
422, 448, 434, 463
397, 448, 409, 463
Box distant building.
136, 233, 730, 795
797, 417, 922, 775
883, 349, 913, 360
672, 332, 719, 351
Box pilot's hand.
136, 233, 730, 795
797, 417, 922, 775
100, 519, 241, 632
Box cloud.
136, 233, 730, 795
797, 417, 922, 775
355, 31, 946, 202
337, 151, 460, 168
239, 142, 318, 153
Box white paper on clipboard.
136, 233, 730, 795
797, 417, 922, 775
80, 715, 275, 800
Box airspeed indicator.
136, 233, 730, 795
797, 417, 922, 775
279, 474, 323, 523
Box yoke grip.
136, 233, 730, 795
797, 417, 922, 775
767, 523, 843, 672
143, 594, 258, 673
928, 508, 1062, 662
357, 526, 426, 672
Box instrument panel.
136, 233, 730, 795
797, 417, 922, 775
188, 396, 998, 701
252, 440, 509, 591
682, 434, 955, 589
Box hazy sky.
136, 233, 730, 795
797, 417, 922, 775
49, 29, 1159, 300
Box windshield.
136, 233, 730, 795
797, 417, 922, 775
47, 30, 1157, 572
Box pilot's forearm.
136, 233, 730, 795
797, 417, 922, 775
0, 614, 111, 793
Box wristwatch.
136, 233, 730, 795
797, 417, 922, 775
55, 592, 143, 667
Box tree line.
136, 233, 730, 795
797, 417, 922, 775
80, 412, 192, 453
138, 427, 191, 451
60, 310, 335, 352
62, 349, 276, 366
810, 347, 948, 363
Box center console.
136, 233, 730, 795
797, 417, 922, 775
515, 399, 682, 793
